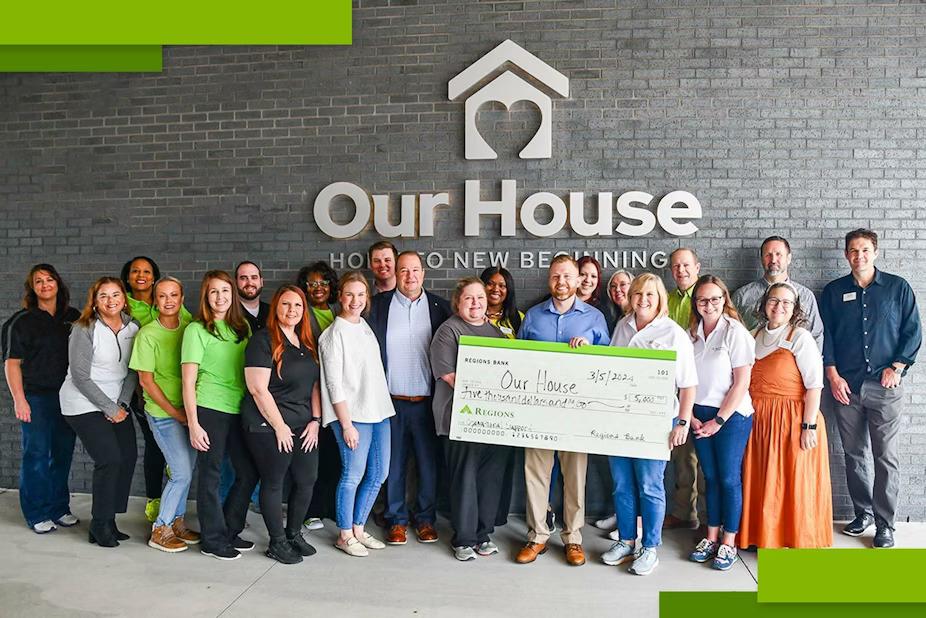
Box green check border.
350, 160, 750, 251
459, 335, 677, 361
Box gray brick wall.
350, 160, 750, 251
1, 0, 924, 520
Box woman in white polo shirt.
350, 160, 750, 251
601, 273, 698, 576
685, 275, 754, 571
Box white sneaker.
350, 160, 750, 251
453, 546, 477, 561
31, 520, 57, 534
601, 540, 635, 566
475, 541, 499, 556
629, 547, 659, 576
357, 532, 385, 550
594, 514, 617, 530
304, 517, 324, 531
54, 514, 80, 527
336, 536, 369, 557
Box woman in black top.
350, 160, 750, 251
241, 285, 322, 564
3, 264, 80, 534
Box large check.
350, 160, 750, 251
449, 336, 677, 460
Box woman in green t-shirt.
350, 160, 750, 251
181, 270, 257, 561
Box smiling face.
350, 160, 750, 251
631, 281, 660, 326
236, 263, 263, 302
694, 282, 725, 322
457, 283, 487, 325
95, 282, 125, 319
370, 248, 395, 285
485, 272, 508, 310
845, 237, 878, 278
608, 272, 631, 309
396, 253, 425, 298
305, 271, 331, 308
761, 240, 792, 279
32, 270, 58, 304
206, 278, 233, 318
276, 290, 304, 328
128, 259, 155, 296
578, 263, 599, 300
764, 286, 796, 329
548, 260, 579, 302
339, 280, 368, 318
670, 250, 700, 291
154, 281, 183, 318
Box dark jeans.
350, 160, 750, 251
305, 425, 340, 521
692, 404, 753, 533
132, 394, 165, 500
246, 427, 319, 540
834, 380, 904, 528
66, 411, 136, 520
20, 392, 76, 527
444, 437, 509, 547
195, 407, 259, 552
386, 398, 439, 526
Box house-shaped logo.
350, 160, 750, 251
448, 40, 569, 160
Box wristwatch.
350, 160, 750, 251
801, 422, 817, 430
714, 415, 725, 426
677, 419, 688, 427
308, 417, 321, 424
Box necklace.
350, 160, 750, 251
486, 309, 503, 320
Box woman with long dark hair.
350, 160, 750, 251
182, 270, 257, 561
3, 264, 80, 534
242, 284, 323, 564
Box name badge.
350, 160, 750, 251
843, 292, 857, 302
499, 326, 513, 336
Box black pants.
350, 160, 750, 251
246, 427, 319, 540
195, 407, 259, 552
443, 437, 509, 547
305, 425, 340, 521
132, 393, 165, 500
66, 412, 137, 520
495, 447, 518, 526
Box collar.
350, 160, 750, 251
393, 289, 426, 308
696, 314, 730, 341
542, 296, 588, 315
761, 276, 792, 288
673, 286, 694, 299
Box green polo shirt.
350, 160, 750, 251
180, 320, 249, 414
126, 293, 193, 328
311, 307, 335, 332
129, 315, 191, 418
667, 286, 694, 330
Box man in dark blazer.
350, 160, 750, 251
369, 251, 451, 545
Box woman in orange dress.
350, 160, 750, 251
738, 282, 833, 549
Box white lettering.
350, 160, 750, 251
656, 191, 701, 236
569, 192, 612, 237
464, 179, 517, 236
419, 193, 450, 236
520, 192, 567, 237
520, 251, 535, 269
614, 191, 656, 237
372, 193, 416, 237
426, 252, 445, 269
347, 252, 365, 269
314, 182, 371, 239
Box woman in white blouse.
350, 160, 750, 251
318, 271, 395, 557
601, 273, 698, 576
738, 282, 833, 549
686, 275, 755, 571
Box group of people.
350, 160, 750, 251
2, 229, 920, 575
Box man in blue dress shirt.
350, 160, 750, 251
820, 229, 921, 549
515, 255, 610, 567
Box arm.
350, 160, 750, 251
68, 325, 125, 418
3, 359, 31, 422
182, 362, 209, 451
430, 323, 458, 386
299, 381, 322, 452
670, 386, 696, 448
138, 371, 186, 424
694, 365, 752, 439
320, 332, 359, 449
804, 291, 825, 352
800, 387, 822, 450
245, 366, 293, 453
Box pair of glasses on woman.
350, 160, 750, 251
695, 296, 723, 307
306, 280, 330, 289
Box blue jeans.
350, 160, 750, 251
332, 420, 391, 531
147, 415, 197, 528
692, 404, 753, 533
19, 393, 76, 527
609, 456, 667, 548
385, 398, 438, 526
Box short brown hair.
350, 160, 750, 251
338, 271, 372, 317
368, 241, 398, 263
844, 228, 878, 252
451, 277, 486, 314
550, 254, 578, 270
76, 277, 127, 328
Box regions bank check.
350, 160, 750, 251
449, 336, 677, 460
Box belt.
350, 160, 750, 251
391, 394, 428, 403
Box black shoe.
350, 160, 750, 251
111, 519, 130, 541
545, 509, 556, 532
231, 535, 255, 551
873, 527, 895, 549
88, 518, 119, 547
842, 514, 875, 537
287, 531, 317, 557
201, 546, 241, 561
267, 537, 303, 564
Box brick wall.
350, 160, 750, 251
1, 0, 924, 520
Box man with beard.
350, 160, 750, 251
515, 255, 609, 567
235, 261, 270, 333
368, 241, 398, 295
732, 236, 824, 349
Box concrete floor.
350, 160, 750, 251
0, 489, 922, 617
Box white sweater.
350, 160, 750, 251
318, 317, 395, 427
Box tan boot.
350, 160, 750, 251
171, 516, 201, 545
149, 524, 188, 553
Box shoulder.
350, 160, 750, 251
3, 308, 31, 333
822, 274, 852, 296
732, 280, 760, 297
790, 326, 816, 347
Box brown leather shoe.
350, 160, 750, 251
148, 524, 188, 553
171, 516, 201, 545
515, 542, 547, 564
415, 523, 439, 543
663, 514, 698, 530
385, 524, 407, 545
564, 543, 586, 566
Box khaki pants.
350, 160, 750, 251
524, 448, 587, 545
670, 437, 705, 522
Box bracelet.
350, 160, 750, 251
714, 415, 725, 426
801, 423, 817, 430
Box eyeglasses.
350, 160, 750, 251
306, 280, 330, 289
767, 298, 794, 308
695, 296, 723, 307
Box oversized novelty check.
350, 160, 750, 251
449, 336, 677, 460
